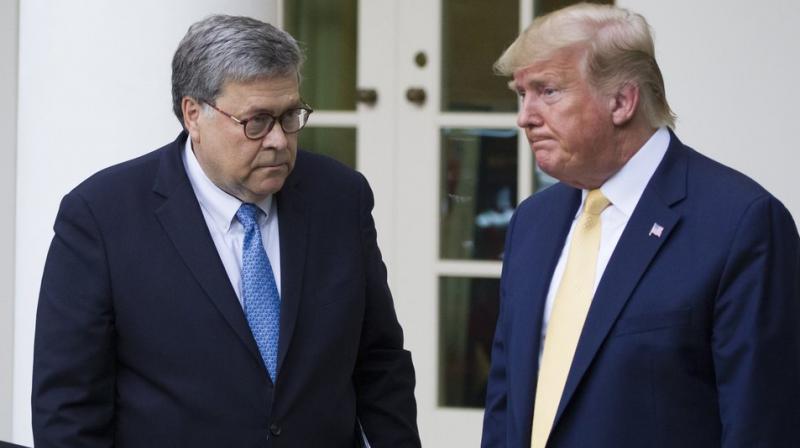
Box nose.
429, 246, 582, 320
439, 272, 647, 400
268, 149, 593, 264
517, 96, 543, 129
261, 122, 290, 151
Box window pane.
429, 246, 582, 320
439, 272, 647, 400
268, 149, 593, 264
441, 0, 518, 112
439, 276, 500, 408
299, 127, 356, 169
284, 0, 357, 110
440, 128, 517, 260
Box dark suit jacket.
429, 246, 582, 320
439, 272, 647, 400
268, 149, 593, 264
33, 132, 420, 447
481, 131, 800, 447
0, 441, 30, 448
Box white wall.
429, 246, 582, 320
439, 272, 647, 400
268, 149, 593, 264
620, 0, 800, 220
1, 0, 19, 443
13, 1, 278, 445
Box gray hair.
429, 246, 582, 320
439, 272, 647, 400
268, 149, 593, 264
171, 14, 304, 124
495, 3, 675, 128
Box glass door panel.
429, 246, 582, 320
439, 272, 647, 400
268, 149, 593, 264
440, 128, 518, 261
439, 276, 500, 408
284, 0, 357, 111
441, 0, 519, 112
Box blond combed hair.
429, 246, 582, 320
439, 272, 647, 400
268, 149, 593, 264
496, 3, 676, 128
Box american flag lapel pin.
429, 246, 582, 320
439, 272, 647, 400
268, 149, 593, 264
649, 223, 664, 238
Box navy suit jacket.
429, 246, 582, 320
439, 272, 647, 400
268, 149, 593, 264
482, 132, 800, 447
33, 133, 420, 447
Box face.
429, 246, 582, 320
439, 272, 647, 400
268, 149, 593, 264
184, 75, 301, 203
513, 48, 623, 189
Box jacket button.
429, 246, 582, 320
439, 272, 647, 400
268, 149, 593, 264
270, 423, 281, 436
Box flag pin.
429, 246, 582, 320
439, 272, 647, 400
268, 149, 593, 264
649, 223, 664, 238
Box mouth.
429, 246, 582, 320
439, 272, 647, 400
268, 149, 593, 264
527, 133, 551, 143
256, 163, 289, 173
528, 137, 552, 149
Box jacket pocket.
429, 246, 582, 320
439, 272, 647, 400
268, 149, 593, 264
611, 309, 691, 337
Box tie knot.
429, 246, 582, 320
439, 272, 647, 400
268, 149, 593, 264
584, 189, 610, 216
236, 203, 262, 228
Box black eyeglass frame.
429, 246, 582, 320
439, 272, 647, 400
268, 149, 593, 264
203, 100, 313, 140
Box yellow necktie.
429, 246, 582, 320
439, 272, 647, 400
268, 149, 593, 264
531, 189, 610, 448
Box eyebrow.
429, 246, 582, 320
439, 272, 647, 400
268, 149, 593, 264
510, 70, 567, 92
242, 101, 304, 117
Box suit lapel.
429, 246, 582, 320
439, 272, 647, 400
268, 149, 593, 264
153, 133, 264, 371
275, 173, 308, 378
553, 133, 689, 428
509, 186, 581, 428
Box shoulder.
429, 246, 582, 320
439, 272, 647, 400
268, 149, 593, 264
675, 143, 793, 230
690, 147, 796, 232
60, 136, 185, 225
682, 144, 769, 204
658, 137, 798, 247
70, 138, 178, 203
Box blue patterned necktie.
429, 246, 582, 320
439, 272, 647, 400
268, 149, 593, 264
236, 203, 281, 383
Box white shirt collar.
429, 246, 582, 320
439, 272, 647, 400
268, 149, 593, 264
580, 127, 670, 217
182, 137, 273, 232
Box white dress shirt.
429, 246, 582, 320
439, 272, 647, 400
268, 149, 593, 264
184, 140, 372, 447
540, 127, 671, 354
182, 137, 282, 305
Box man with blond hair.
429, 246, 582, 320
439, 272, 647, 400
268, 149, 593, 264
482, 3, 800, 447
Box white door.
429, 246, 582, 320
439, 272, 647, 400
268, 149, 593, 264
280, 1, 570, 445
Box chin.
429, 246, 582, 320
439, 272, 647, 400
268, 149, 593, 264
534, 156, 559, 179
258, 178, 287, 196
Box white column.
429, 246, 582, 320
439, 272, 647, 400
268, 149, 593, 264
1, 0, 19, 443
14, 1, 278, 444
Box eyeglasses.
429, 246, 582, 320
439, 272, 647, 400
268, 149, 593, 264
203, 101, 313, 140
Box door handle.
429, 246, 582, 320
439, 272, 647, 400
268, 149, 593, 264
405, 87, 426, 106
356, 88, 378, 106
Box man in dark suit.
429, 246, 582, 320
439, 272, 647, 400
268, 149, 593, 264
32, 15, 420, 447
481, 4, 800, 447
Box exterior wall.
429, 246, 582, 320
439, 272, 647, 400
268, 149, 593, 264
0, 0, 19, 442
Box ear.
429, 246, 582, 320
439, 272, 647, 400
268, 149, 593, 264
182, 97, 204, 140
609, 82, 640, 126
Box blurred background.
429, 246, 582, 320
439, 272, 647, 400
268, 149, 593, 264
2, 0, 798, 445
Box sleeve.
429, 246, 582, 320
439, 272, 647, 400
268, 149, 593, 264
352, 174, 422, 447
32, 191, 116, 448
480, 211, 517, 448
713, 194, 800, 446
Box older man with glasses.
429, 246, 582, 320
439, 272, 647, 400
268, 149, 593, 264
32, 14, 420, 448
